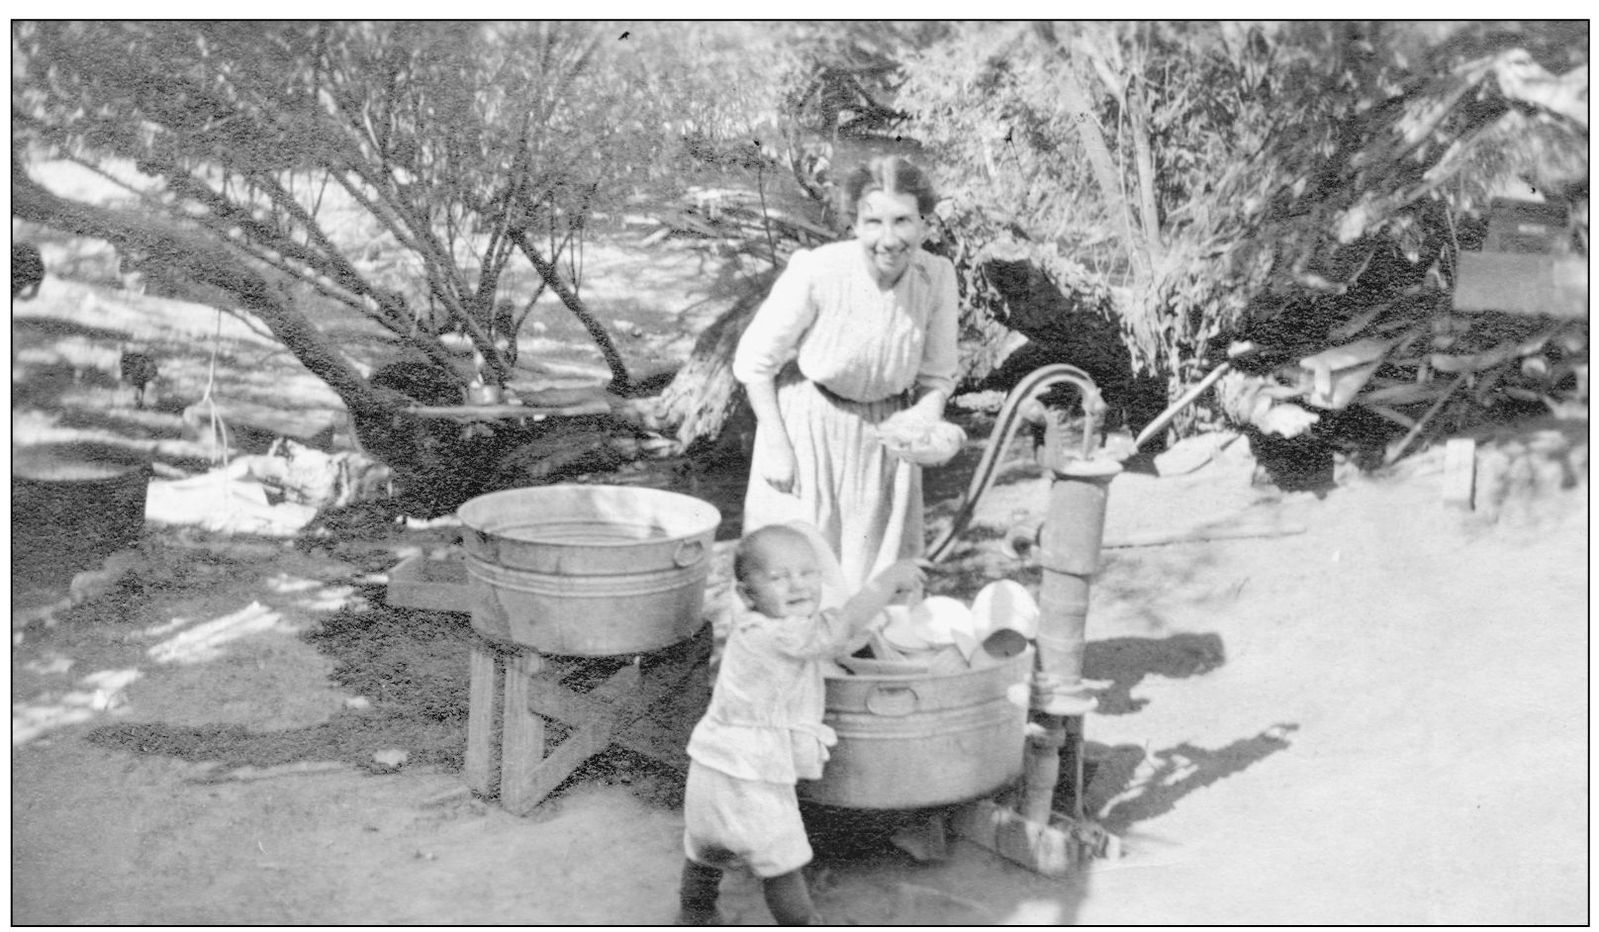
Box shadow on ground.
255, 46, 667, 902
83, 576, 687, 809
1084, 724, 1299, 835
1085, 632, 1228, 715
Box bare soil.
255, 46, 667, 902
10, 217, 1589, 925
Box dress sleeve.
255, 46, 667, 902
732, 249, 818, 385
915, 256, 960, 399
768, 608, 859, 661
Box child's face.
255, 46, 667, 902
737, 535, 821, 619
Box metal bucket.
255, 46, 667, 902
13, 443, 151, 578
801, 648, 1032, 810
457, 485, 720, 656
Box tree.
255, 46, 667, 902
11, 21, 794, 469
896, 21, 1587, 443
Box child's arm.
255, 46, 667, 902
836, 560, 928, 634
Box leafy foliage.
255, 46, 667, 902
896, 21, 1587, 440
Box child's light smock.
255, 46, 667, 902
687, 602, 866, 782
683, 600, 870, 878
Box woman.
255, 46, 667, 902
732, 155, 959, 590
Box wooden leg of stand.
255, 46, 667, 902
498, 650, 547, 815
464, 641, 503, 797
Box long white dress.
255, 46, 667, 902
732, 239, 959, 590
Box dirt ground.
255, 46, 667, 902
10, 212, 1590, 925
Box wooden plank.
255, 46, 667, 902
464, 643, 503, 797
523, 663, 640, 727
220, 400, 340, 441
952, 800, 1091, 879
505, 720, 615, 814
611, 641, 711, 770
1102, 522, 1307, 549
1453, 251, 1586, 319
385, 554, 474, 613
497, 651, 548, 815
611, 724, 691, 772
407, 400, 612, 421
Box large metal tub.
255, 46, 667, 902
457, 485, 720, 657
13, 443, 151, 578
801, 649, 1032, 809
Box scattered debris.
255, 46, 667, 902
1104, 522, 1309, 550
1153, 432, 1239, 477
950, 389, 1008, 413
1442, 438, 1478, 509
23, 655, 76, 676
199, 761, 350, 783
146, 601, 283, 665
372, 748, 410, 770
419, 785, 473, 810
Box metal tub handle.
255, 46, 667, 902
864, 684, 920, 717
674, 539, 706, 567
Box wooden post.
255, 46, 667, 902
498, 650, 547, 815
464, 640, 503, 797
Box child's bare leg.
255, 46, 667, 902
762, 868, 821, 925
677, 859, 724, 925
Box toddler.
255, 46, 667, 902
677, 523, 924, 925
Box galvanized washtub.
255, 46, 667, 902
456, 485, 720, 657
13, 443, 151, 577
801, 648, 1032, 810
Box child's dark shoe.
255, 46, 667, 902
674, 905, 726, 925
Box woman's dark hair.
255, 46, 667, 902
842, 155, 938, 219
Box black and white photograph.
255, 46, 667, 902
10, 20, 1588, 925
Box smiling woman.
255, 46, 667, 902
732, 156, 958, 590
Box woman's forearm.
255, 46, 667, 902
746, 376, 787, 436
746, 376, 799, 494
910, 386, 948, 419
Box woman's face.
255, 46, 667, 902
854, 189, 927, 285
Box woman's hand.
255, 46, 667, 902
757, 430, 799, 495
745, 376, 800, 496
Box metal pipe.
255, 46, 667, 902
927, 364, 1102, 563
1131, 342, 1258, 453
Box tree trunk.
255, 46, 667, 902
1127, 79, 1164, 268
1034, 24, 1152, 283
12, 170, 395, 418
654, 269, 778, 451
